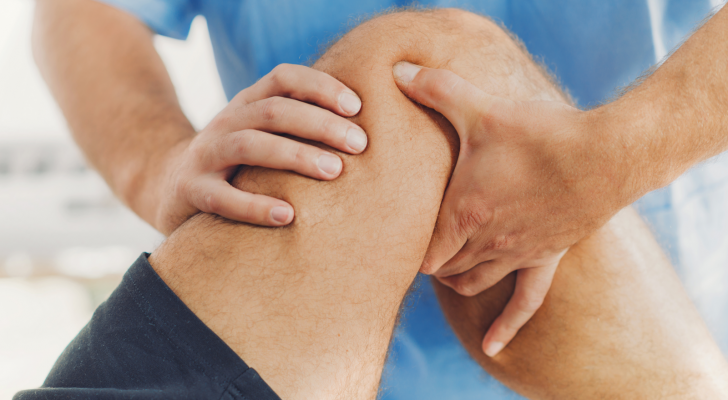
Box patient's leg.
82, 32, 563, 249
149, 8, 728, 400
436, 208, 728, 399
149, 11, 467, 400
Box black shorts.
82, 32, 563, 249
14, 254, 281, 400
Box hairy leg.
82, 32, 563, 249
149, 8, 728, 400
380, 10, 728, 400
436, 208, 728, 399
148, 10, 474, 400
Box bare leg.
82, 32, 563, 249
436, 208, 728, 399
149, 8, 728, 400
148, 11, 464, 400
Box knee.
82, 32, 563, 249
228, 10, 467, 229
228, 7, 568, 229
315, 7, 567, 103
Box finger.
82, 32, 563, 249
207, 129, 344, 180
240, 63, 362, 116
419, 191, 469, 275
481, 266, 556, 357
392, 61, 507, 135
420, 169, 490, 275
431, 247, 483, 279
192, 179, 294, 226
437, 260, 513, 297
239, 96, 367, 154
432, 228, 501, 278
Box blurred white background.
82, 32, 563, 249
0, 1, 227, 397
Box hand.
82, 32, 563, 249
154, 64, 368, 235
393, 62, 626, 356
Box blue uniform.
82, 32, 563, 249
66, 1, 728, 399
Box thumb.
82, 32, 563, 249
393, 61, 497, 135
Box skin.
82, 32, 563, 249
32, 0, 368, 235
394, 5, 728, 355
147, 9, 728, 400
33, 0, 728, 380
435, 208, 728, 399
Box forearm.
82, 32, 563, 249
32, 0, 195, 226
594, 5, 728, 200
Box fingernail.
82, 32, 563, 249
317, 153, 342, 176
393, 61, 422, 84
346, 127, 367, 152
271, 206, 291, 224
485, 341, 505, 357
339, 91, 362, 114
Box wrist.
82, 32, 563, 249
584, 98, 676, 209
118, 135, 192, 230
578, 106, 647, 212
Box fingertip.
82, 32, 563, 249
392, 61, 422, 85
338, 91, 362, 115
484, 340, 505, 358
270, 205, 294, 225
317, 153, 343, 178
345, 127, 368, 153
482, 323, 508, 357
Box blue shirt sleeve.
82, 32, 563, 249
97, 0, 200, 40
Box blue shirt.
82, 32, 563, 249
98, 1, 728, 399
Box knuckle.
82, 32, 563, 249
187, 140, 205, 161
274, 139, 304, 169
231, 130, 255, 159
314, 78, 332, 103
306, 73, 330, 104
259, 97, 286, 122
289, 143, 307, 168
269, 64, 291, 87
455, 206, 492, 236
317, 117, 338, 143
230, 102, 254, 127
187, 140, 213, 169
240, 196, 262, 223
201, 192, 220, 214
490, 234, 513, 251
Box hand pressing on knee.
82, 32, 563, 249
393, 61, 636, 357
154, 64, 368, 234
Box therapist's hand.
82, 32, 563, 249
155, 64, 368, 235
393, 62, 626, 356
